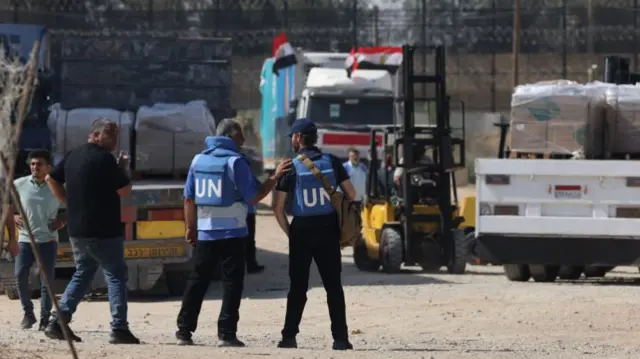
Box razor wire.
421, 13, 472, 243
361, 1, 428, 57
8, 0, 640, 111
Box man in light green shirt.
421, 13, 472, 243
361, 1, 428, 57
13, 150, 65, 331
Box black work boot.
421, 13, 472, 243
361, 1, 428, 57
109, 329, 141, 344
277, 337, 298, 349
44, 317, 82, 342
175, 330, 194, 346
332, 340, 354, 350
38, 316, 49, 331
218, 334, 245, 347
20, 313, 37, 329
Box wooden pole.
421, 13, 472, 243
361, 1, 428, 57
512, 0, 521, 89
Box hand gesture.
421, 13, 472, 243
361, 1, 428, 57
185, 227, 197, 247
273, 159, 292, 179
117, 151, 130, 170
13, 215, 22, 229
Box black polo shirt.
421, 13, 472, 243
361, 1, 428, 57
276, 146, 349, 229
49, 143, 130, 239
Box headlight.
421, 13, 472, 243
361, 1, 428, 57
479, 203, 492, 216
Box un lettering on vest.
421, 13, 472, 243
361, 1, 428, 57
302, 187, 331, 207
195, 178, 223, 199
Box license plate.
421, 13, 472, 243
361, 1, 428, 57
125, 246, 184, 259
57, 246, 185, 261
554, 185, 582, 199
57, 250, 74, 262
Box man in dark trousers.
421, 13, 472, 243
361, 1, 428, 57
45, 118, 139, 344
175, 118, 290, 347
272, 119, 356, 350
245, 203, 264, 274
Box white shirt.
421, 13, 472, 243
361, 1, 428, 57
343, 161, 368, 202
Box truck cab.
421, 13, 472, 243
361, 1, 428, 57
296, 67, 394, 161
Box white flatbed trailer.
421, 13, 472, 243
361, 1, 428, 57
473, 158, 640, 281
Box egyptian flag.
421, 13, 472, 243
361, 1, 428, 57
272, 33, 297, 76
345, 46, 403, 76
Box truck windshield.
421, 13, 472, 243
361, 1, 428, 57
307, 95, 393, 126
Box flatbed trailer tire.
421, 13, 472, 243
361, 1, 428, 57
558, 265, 583, 280
529, 265, 559, 282
503, 264, 531, 282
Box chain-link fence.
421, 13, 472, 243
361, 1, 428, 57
5, 0, 640, 111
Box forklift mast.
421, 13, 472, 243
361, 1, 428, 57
399, 44, 463, 266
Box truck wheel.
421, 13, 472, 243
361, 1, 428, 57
446, 229, 467, 274
558, 265, 583, 280
529, 265, 559, 282
379, 227, 403, 273
5, 284, 18, 300
353, 236, 381, 272
165, 270, 190, 296
583, 265, 610, 278
503, 264, 531, 282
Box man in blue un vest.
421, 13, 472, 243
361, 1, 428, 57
176, 118, 291, 347
273, 119, 357, 351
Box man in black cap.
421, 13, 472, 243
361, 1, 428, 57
272, 119, 356, 351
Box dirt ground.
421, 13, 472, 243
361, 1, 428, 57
3, 189, 640, 359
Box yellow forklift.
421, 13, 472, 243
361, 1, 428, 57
354, 45, 474, 274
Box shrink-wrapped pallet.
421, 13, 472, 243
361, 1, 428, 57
604, 85, 640, 155
47, 103, 134, 163
509, 81, 609, 157
134, 100, 215, 175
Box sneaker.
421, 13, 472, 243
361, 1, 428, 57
247, 264, 265, 274
44, 320, 82, 342
277, 337, 297, 349
38, 317, 49, 331
109, 329, 141, 344
332, 340, 353, 350
218, 336, 245, 347
175, 331, 194, 346
20, 313, 37, 329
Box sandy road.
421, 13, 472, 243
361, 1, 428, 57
3, 194, 640, 358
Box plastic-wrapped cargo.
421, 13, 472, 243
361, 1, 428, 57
134, 100, 215, 175
509, 81, 609, 157
604, 84, 640, 155
47, 103, 134, 163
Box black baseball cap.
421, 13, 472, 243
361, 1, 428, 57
288, 119, 317, 137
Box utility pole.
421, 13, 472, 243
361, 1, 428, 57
512, 0, 521, 89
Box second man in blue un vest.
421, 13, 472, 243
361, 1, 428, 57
176, 119, 291, 347
273, 119, 357, 351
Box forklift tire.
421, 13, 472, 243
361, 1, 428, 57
5, 285, 18, 300
529, 265, 559, 282
165, 270, 189, 296
557, 265, 583, 280
446, 229, 467, 274
353, 236, 381, 272
379, 227, 403, 274
504, 264, 531, 282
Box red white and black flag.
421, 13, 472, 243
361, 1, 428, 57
345, 46, 403, 75
272, 33, 297, 76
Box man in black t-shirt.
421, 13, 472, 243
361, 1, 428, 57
272, 119, 355, 351
44, 119, 140, 345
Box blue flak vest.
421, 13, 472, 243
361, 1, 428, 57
192, 138, 248, 232
292, 153, 337, 217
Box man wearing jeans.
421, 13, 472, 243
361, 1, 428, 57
14, 150, 65, 331
45, 119, 140, 344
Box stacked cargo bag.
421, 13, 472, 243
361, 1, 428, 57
604, 84, 640, 157
47, 103, 134, 162
509, 80, 607, 158
134, 100, 215, 176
